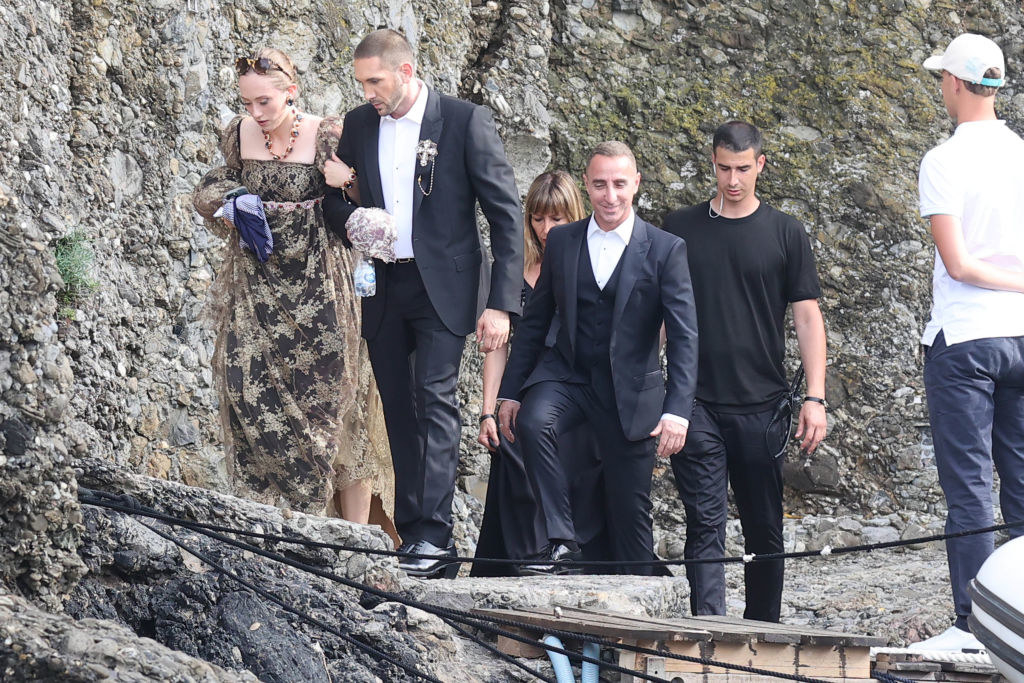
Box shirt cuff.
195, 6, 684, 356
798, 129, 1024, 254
497, 398, 520, 405
659, 413, 689, 429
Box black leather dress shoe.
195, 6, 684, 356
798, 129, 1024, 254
519, 543, 583, 576
398, 540, 459, 579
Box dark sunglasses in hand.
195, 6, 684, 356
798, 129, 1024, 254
235, 57, 289, 77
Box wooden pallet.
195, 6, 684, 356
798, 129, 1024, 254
874, 652, 1000, 682
471, 606, 886, 682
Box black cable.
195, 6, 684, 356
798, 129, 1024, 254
133, 518, 441, 683
91, 497, 673, 683
82, 495, 665, 682
873, 671, 919, 683
76, 487, 1024, 570
83, 495, 831, 683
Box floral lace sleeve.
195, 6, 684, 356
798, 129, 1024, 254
192, 115, 245, 239
314, 115, 343, 172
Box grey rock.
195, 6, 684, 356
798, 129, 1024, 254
169, 410, 200, 446
0, 592, 259, 682
107, 150, 144, 204
780, 125, 823, 141
1, 416, 34, 456
901, 522, 932, 550
861, 525, 900, 545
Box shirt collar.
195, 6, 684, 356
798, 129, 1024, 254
383, 79, 429, 125
954, 119, 1005, 135
587, 209, 635, 244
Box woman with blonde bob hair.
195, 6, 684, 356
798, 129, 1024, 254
193, 47, 396, 542
472, 170, 591, 576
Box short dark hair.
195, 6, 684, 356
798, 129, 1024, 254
964, 67, 1002, 97
586, 141, 637, 171
354, 29, 416, 70
712, 121, 763, 157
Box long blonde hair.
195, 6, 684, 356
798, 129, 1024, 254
523, 171, 587, 271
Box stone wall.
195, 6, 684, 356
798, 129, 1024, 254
60, 0, 483, 489
4, 0, 1024, 605
1, 0, 87, 608
545, 0, 1024, 524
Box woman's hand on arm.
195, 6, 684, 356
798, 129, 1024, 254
323, 153, 361, 204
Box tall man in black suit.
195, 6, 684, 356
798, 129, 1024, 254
496, 142, 698, 574
323, 30, 523, 577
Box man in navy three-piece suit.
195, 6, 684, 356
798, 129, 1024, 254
498, 141, 699, 574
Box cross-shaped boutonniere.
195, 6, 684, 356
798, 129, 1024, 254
416, 139, 438, 196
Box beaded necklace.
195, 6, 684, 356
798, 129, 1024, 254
263, 109, 303, 161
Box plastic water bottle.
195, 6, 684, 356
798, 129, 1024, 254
353, 256, 376, 297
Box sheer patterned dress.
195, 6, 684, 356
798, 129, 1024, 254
193, 115, 395, 535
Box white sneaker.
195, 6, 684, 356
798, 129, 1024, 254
907, 625, 985, 653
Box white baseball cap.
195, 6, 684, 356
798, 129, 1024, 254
923, 33, 1006, 87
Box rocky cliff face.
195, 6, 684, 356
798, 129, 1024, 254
2, 0, 1021, 622
1, 0, 87, 611
544, 0, 1024, 521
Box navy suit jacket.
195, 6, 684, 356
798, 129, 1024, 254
323, 87, 524, 339
499, 216, 699, 441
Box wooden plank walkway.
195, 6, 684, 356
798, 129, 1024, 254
472, 606, 887, 682
873, 652, 1000, 682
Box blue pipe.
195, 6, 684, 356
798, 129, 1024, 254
581, 641, 601, 683
542, 635, 576, 683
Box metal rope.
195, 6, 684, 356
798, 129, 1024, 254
77, 487, 1024, 570
135, 519, 441, 683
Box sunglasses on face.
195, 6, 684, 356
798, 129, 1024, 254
235, 56, 289, 78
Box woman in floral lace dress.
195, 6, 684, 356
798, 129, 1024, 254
192, 48, 396, 540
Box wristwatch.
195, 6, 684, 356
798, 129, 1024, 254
803, 396, 828, 409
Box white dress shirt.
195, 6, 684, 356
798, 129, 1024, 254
587, 212, 632, 289
378, 80, 429, 259
585, 211, 687, 429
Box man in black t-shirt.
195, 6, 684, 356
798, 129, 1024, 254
663, 121, 828, 622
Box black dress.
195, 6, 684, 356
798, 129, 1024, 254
471, 283, 606, 577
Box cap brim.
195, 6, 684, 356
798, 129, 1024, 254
923, 54, 944, 71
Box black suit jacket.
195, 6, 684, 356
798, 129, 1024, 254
323, 87, 524, 338
499, 216, 699, 441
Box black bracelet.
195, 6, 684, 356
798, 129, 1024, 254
479, 413, 496, 424
803, 396, 827, 408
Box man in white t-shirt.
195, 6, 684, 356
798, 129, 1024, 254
912, 33, 1024, 653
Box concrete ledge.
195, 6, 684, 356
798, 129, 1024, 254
403, 574, 692, 618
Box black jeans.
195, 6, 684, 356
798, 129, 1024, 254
671, 401, 788, 621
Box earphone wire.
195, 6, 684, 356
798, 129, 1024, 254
708, 193, 725, 218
